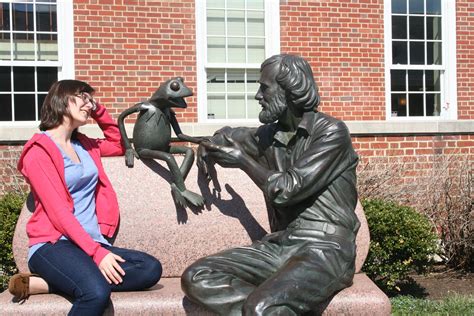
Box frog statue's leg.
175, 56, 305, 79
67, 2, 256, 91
136, 148, 204, 208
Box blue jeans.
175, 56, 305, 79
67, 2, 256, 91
29, 240, 162, 316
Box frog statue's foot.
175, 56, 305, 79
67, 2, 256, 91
170, 183, 205, 208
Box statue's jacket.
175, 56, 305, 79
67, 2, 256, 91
222, 110, 360, 250
17, 103, 125, 265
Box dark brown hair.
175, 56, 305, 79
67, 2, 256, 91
39, 79, 95, 131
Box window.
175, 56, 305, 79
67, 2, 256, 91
196, 0, 279, 122
385, 0, 456, 119
0, 0, 73, 124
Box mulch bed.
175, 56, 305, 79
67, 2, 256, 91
398, 265, 474, 300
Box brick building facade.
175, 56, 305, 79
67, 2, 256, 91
0, 0, 472, 197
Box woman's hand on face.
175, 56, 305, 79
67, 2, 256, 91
99, 252, 126, 285
81, 92, 97, 111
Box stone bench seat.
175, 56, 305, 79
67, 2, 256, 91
0, 156, 391, 315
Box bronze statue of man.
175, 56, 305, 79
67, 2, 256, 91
181, 54, 360, 315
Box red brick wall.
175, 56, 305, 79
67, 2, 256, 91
73, 0, 198, 123
354, 134, 474, 173
456, 0, 474, 119
0, 145, 28, 195
353, 134, 474, 206
354, 135, 473, 159
280, 0, 386, 121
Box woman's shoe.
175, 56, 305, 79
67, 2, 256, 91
8, 273, 37, 303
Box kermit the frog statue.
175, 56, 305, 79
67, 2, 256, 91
118, 77, 204, 208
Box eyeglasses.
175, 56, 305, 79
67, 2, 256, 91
74, 92, 97, 111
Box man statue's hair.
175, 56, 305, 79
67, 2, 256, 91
261, 54, 320, 112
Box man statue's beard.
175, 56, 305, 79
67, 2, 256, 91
259, 91, 288, 124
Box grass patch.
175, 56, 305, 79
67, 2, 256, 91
391, 294, 474, 315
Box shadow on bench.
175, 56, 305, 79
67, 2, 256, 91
0, 157, 391, 315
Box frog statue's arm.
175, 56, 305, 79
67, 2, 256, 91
118, 103, 142, 167
169, 109, 204, 144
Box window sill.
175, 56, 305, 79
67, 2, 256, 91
0, 120, 472, 143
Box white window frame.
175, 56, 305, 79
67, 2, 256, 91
0, 0, 74, 128
195, 0, 280, 123
384, 0, 457, 121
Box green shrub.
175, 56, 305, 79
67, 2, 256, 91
361, 199, 438, 293
0, 192, 26, 291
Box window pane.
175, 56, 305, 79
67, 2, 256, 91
408, 70, 423, 91
36, 4, 57, 32
0, 66, 10, 91
227, 0, 244, 10
207, 36, 226, 63
227, 69, 245, 93
247, 11, 264, 37
427, 41, 442, 65
410, 42, 424, 64
207, 9, 225, 36
426, 93, 441, 116
1, 3, 10, 31
409, 16, 424, 40
37, 67, 57, 91
0, 34, 10, 60
228, 10, 245, 36
247, 95, 259, 118
408, 94, 424, 116
227, 37, 245, 63
0, 94, 12, 120
246, 69, 260, 94
13, 33, 35, 60
427, 0, 441, 15
392, 0, 406, 14
391, 70, 406, 91
392, 41, 407, 64
391, 93, 407, 117
207, 94, 225, 119
227, 94, 245, 119
37, 33, 57, 61
207, 0, 224, 9
392, 16, 407, 39
427, 17, 442, 40
248, 37, 264, 63
409, 0, 424, 14
207, 69, 225, 92
13, 3, 33, 31
14, 94, 35, 121
247, 0, 264, 10
425, 70, 440, 91
13, 66, 35, 91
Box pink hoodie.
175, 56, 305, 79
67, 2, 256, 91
17, 104, 125, 266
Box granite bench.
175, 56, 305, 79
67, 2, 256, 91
0, 156, 391, 315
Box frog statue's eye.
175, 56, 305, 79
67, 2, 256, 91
170, 81, 180, 91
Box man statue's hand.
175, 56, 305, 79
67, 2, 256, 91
201, 135, 244, 168
125, 148, 139, 167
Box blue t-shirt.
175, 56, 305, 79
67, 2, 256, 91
28, 133, 110, 261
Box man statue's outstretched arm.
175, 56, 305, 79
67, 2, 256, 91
199, 128, 275, 190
